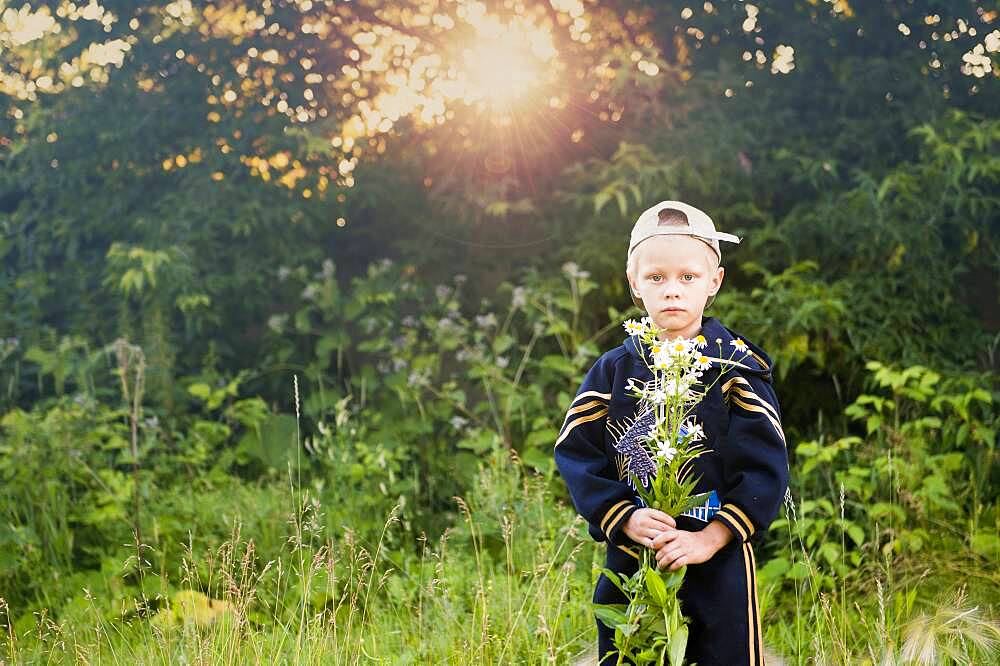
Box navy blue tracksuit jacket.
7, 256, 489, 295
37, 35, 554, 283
554, 316, 789, 666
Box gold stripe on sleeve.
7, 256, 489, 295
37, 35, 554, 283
749, 350, 770, 371
574, 390, 612, 402
560, 399, 607, 426
554, 407, 608, 447
717, 509, 749, 542
617, 544, 640, 559
723, 376, 778, 410
604, 503, 635, 537
723, 503, 755, 538
729, 396, 786, 445
599, 500, 632, 533
727, 383, 781, 421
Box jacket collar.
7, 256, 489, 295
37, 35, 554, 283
623, 316, 773, 378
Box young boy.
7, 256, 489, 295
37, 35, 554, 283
554, 201, 789, 665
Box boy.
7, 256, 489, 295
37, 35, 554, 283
554, 201, 789, 665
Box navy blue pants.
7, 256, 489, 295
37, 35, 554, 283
593, 518, 765, 666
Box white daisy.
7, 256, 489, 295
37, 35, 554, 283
623, 319, 645, 336
694, 354, 712, 370
667, 338, 690, 356
653, 349, 676, 371
694, 334, 708, 349
730, 338, 748, 353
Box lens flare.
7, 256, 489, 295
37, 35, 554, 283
463, 42, 535, 102
460, 15, 556, 104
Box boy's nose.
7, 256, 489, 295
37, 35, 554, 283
661, 280, 682, 298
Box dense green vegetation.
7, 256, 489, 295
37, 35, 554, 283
1, 1, 998, 663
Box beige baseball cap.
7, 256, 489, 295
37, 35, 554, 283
626, 201, 741, 310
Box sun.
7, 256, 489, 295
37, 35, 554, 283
460, 38, 542, 104
328, 8, 562, 160
455, 16, 557, 106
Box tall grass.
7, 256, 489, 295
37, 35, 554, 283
2, 374, 997, 665
759, 487, 1000, 665
3, 454, 998, 663
1, 449, 599, 664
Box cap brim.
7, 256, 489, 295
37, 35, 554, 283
637, 229, 741, 244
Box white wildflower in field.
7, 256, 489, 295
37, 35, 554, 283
267, 314, 288, 333
475, 313, 497, 329
511, 286, 527, 308
561, 261, 591, 279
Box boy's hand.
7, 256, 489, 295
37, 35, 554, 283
651, 521, 733, 571
622, 508, 676, 547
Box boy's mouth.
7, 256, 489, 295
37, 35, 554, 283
661, 307, 685, 312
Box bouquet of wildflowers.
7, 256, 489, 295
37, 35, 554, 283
595, 316, 746, 666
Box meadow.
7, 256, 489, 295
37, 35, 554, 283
2, 1, 999, 663
2, 263, 997, 663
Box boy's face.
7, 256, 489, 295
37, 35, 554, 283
627, 235, 725, 340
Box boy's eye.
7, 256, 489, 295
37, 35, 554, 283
682, 274, 695, 281
650, 274, 661, 282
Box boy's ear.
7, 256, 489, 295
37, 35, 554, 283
708, 266, 725, 297
626, 271, 639, 295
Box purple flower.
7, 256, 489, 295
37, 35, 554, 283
612, 409, 657, 488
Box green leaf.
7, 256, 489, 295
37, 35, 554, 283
594, 191, 611, 214
539, 354, 577, 377
668, 625, 688, 666
616, 621, 638, 637
594, 605, 628, 629
645, 568, 667, 606
636, 648, 659, 661
520, 446, 553, 474
235, 414, 300, 470
970, 533, 1000, 558
615, 190, 627, 216
663, 569, 685, 590
600, 569, 625, 594
675, 491, 711, 514
492, 334, 514, 355
758, 556, 790, 583
788, 561, 811, 580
